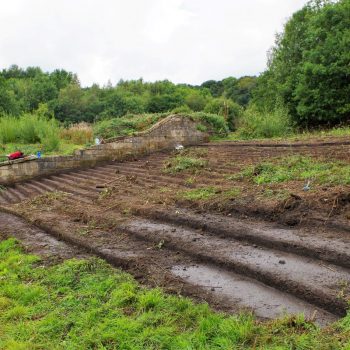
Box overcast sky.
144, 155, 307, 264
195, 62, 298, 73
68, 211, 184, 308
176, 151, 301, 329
0, 0, 309, 86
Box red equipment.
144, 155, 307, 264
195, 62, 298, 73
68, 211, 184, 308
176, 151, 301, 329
7, 151, 24, 160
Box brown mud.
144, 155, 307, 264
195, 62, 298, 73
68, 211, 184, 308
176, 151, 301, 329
1, 140, 350, 325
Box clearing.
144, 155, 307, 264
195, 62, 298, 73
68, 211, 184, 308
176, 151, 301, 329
1, 137, 350, 328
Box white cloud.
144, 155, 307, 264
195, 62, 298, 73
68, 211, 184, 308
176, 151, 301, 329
0, 0, 309, 86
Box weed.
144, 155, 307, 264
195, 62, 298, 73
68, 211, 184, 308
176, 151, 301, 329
189, 112, 229, 135
235, 156, 350, 186
164, 156, 208, 174
76, 228, 90, 236
0, 114, 61, 151
261, 188, 291, 200
196, 123, 207, 132
223, 188, 241, 199
122, 208, 131, 216
159, 187, 171, 193
236, 105, 293, 139
185, 177, 196, 185
180, 187, 217, 201
99, 188, 113, 200
60, 122, 93, 144
26, 191, 68, 208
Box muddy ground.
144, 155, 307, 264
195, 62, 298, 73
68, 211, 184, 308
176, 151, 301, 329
1, 139, 350, 326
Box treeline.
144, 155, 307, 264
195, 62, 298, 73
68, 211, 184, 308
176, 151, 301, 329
1, 0, 348, 138
0, 65, 257, 130
252, 0, 350, 128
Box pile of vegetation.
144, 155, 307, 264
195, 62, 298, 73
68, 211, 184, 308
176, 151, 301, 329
1, 238, 350, 349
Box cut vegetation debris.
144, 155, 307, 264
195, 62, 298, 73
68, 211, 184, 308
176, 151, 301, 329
1, 239, 350, 349
179, 187, 241, 202
180, 187, 218, 201
164, 156, 208, 174
233, 156, 350, 186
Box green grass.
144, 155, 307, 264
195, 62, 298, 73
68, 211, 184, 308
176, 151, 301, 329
213, 122, 350, 143
179, 187, 241, 202
0, 114, 61, 149
180, 187, 217, 201
0, 142, 84, 162
233, 156, 350, 186
164, 156, 208, 174
1, 238, 350, 349
0, 114, 93, 161
233, 106, 293, 140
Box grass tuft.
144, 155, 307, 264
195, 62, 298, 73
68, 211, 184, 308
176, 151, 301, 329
234, 156, 350, 186
164, 156, 208, 174
180, 187, 217, 201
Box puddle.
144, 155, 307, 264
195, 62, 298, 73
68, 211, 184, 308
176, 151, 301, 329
172, 264, 337, 326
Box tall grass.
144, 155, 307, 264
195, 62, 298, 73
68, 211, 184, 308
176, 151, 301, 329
0, 114, 61, 151
236, 105, 293, 139
60, 122, 93, 144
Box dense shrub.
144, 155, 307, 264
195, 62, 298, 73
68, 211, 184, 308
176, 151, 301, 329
236, 105, 292, 139
190, 112, 229, 135
0, 114, 60, 150
253, 0, 350, 127
204, 98, 242, 131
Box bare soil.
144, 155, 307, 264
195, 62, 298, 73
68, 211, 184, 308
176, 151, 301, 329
1, 139, 350, 325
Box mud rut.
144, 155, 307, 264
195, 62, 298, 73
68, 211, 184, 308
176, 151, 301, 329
1, 141, 350, 326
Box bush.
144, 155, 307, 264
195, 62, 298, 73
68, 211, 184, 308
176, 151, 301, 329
253, 0, 350, 128
185, 92, 208, 112
236, 105, 293, 139
204, 98, 242, 131
164, 156, 208, 173
0, 115, 20, 143
171, 105, 193, 114
0, 114, 61, 150
190, 112, 229, 135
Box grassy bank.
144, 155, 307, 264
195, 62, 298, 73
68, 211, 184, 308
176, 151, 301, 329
0, 115, 93, 161
93, 112, 229, 140
1, 238, 349, 349
1, 112, 227, 161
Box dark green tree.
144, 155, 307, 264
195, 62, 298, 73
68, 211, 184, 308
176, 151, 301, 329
253, 0, 350, 127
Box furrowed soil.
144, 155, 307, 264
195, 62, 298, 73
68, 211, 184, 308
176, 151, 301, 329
1, 138, 350, 326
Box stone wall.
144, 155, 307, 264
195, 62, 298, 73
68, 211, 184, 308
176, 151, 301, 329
0, 115, 208, 185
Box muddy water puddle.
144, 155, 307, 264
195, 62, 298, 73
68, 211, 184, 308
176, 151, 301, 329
172, 264, 337, 326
